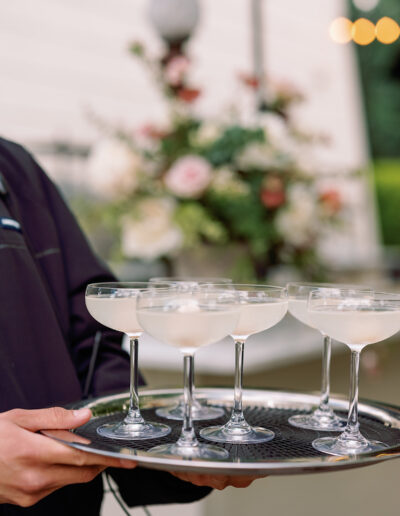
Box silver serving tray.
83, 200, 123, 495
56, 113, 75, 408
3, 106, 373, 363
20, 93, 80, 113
42, 388, 400, 475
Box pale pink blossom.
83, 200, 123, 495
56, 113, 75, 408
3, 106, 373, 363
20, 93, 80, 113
164, 155, 212, 198
164, 56, 190, 86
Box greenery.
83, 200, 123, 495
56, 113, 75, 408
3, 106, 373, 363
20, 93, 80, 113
373, 159, 400, 246
350, 0, 400, 157
79, 43, 344, 281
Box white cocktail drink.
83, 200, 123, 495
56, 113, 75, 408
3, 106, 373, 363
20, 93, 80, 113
288, 298, 316, 329
285, 283, 372, 432
200, 285, 288, 444
148, 277, 233, 422
309, 307, 400, 349
138, 289, 239, 460
137, 305, 239, 354
234, 301, 288, 340
288, 297, 344, 430
309, 291, 400, 456
86, 296, 141, 336
85, 282, 172, 441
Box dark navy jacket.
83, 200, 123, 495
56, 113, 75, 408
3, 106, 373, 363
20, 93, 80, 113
0, 138, 210, 515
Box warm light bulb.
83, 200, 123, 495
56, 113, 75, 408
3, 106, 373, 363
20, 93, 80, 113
375, 17, 400, 44
352, 18, 376, 45
329, 17, 353, 44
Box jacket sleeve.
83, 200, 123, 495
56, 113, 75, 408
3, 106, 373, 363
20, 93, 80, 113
39, 174, 132, 396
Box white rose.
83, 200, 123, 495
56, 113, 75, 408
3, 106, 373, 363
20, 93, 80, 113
121, 197, 183, 261
211, 167, 250, 196
276, 183, 318, 247
261, 112, 289, 147
236, 142, 279, 171
87, 139, 140, 199
190, 123, 221, 147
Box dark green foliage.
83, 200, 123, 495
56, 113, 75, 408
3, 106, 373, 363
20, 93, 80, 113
203, 126, 264, 167
351, 0, 400, 157
373, 159, 400, 245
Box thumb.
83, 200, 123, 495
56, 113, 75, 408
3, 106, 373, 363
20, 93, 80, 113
9, 407, 92, 432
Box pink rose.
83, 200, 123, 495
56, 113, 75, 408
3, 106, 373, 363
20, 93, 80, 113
164, 56, 190, 86
164, 155, 212, 198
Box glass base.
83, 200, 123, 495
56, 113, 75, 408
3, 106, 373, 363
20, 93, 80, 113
200, 424, 275, 444
288, 410, 346, 432
97, 420, 171, 440
312, 435, 389, 456
149, 442, 229, 460
156, 399, 225, 421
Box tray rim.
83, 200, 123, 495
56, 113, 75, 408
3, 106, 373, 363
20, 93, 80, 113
42, 387, 400, 476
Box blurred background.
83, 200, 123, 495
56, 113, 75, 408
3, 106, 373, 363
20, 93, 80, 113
2, 0, 400, 514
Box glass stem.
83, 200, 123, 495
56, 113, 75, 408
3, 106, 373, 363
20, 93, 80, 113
177, 354, 198, 447
177, 354, 196, 408
317, 335, 332, 413
337, 349, 368, 447
345, 350, 361, 436
125, 337, 144, 424
189, 353, 195, 403
229, 340, 247, 425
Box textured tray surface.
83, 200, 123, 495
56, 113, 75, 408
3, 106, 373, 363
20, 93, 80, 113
79, 406, 400, 460
43, 388, 400, 475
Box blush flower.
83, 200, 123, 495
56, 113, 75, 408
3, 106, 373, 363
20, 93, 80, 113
164, 55, 190, 86
177, 88, 201, 103
261, 177, 285, 209
320, 189, 342, 216
164, 155, 212, 198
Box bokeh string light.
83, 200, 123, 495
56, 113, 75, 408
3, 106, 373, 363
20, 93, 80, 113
352, 18, 376, 45
375, 16, 400, 44
329, 17, 353, 44
329, 16, 400, 45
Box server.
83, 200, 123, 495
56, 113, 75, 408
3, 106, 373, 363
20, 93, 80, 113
0, 137, 211, 515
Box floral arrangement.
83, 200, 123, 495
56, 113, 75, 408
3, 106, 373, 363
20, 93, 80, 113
80, 42, 343, 281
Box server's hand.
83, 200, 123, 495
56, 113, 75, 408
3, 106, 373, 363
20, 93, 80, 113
0, 407, 136, 507
170, 471, 266, 490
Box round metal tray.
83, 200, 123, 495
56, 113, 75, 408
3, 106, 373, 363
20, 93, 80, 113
42, 388, 400, 475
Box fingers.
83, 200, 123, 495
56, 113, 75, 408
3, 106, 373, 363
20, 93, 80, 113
44, 464, 105, 489
4, 466, 106, 508
170, 472, 266, 490
12, 427, 137, 471
41, 429, 91, 445
4, 407, 137, 469
226, 475, 263, 488
170, 472, 229, 490
35, 435, 137, 469
5, 407, 92, 432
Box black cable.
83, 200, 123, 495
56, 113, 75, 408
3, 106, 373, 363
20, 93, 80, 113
105, 472, 130, 516
105, 472, 151, 516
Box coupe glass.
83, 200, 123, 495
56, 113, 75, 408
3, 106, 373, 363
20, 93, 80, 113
149, 276, 233, 421
287, 283, 372, 432
200, 285, 288, 444
137, 287, 240, 459
309, 290, 400, 456
85, 282, 172, 440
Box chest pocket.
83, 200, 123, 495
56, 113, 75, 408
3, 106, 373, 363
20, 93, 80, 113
0, 203, 27, 251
